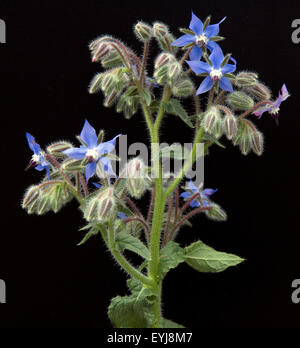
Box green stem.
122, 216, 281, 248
100, 221, 154, 287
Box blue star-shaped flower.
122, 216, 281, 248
180, 179, 217, 208
63, 120, 120, 183
171, 11, 226, 61
26, 132, 50, 179
186, 46, 236, 95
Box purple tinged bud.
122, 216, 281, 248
251, 131, 264, 156
134, 21, 153, 42
154, 53, 175, 69
126, 158, 149, 199
153, 22, 169, 38
84, 187, 115, 222
202, 106, 223, 138
92, 42, 110, 62
104, 89, 118, 108
223, 115, 238, 140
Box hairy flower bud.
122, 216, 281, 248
153, 22, 169, 38
154, 53, 175, 69
104, 89, 119, 108
126, 158, 149, 199
134, 21, 153, 42
201, 106, 223, 138
154, 65, 169, 85
85, 187, 115, 222
205, 204, 227, 221
239, 132, 252, 155
235, 71, 258, 87
47, 141, 73, 157
251, 130, 264, 156
101, 73, 114, 93
37, 194, 51, 215
223, 115, 238, 140
168, 62, 182, 80
89, 73, 104, 94
227, 91, 254, 110
22, 186, 40, 209
62, 158, 85, 172
249, 82, 272, 100
171, 78, 194, 97
92, 42, 110, 62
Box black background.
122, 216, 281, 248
0, 0, 299, 328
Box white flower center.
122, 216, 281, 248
195, 34, 208, 47
32, 154, 41, 164
270, 107, 280, 115
86, 148, 99, 161
210, 69, 223, 81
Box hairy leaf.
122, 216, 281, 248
116, 232, 150, 260
184, 241, 245, 273
159, 241, 185, 278
164, 99, 194, 128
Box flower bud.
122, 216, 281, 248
84, 197, 99, 221
97, 187, 115, 221
92, 42, 110, 62
37, 194, 51, 215
154, 65, 169, 85
205, 204, 227, 221
251, 131, 264, 156
22, 186, 40, 209
235, 71, 258, 87
249, 82, 272, 100
239, 132, 252, 155
153, 22, 169, 39
62, 158, 85, 172
134, 21, 153, 42
227, 91, 254, 111
126, 158, 149, 199
154, 53, 175, 69
168, 62, 182, 80
201, 106, 223, 138
89, 73, 104, 94
104, 89, 119, 108
47, 141, 73, 157
101, 73, 114, 93
223, 115, 238, 140
171, 78, 194, 97
101, 49, 123, 68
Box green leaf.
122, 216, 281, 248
184, 241, 245, 273
126, 277, 142, 296
124, 85, 138, 97
77, 224, 99, 246
203, 133, 226, 149
115, 232, 150, 260
161, 318, 185, 328
149, 100, 160, 113
159, 241, 185, 278
164, 99, 194, 128
141, 88, 152, 106
108, 287, 156, 328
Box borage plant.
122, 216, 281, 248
22, 11, 290, 328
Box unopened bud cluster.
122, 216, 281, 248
233, 120, 264, 156
125, 158, 150, 199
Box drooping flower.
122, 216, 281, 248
171, 11, 226, 61
26, 133, 50, 179
63, 120, 120, 183
180, 179, 217, 208
186, 46, 236, 95
253, 84, 290, 119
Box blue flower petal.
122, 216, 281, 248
222, 63, 236, 74
180, 191, 192, 199
190, 200, 201, 208
97, 134, 121, 156
209, 46, 224, 69
196, 75, 213, 95
202, 188, 217, 199
188, 179, 199, 193
204, 17, 226, 37
92, 182, 102, 188
80, 120, 98, 149
206, 40, 220, 52
189, 11, 203, 35
189, 45, 203, 61
26, 132, 41, 154
85, 161, 97, 183
171, 34, 195, 47
118, 212, 127, 219
99, 157, 116, 177
219, 76, 234, 92
186, 60, 210, 74
63, 147, 87, 159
